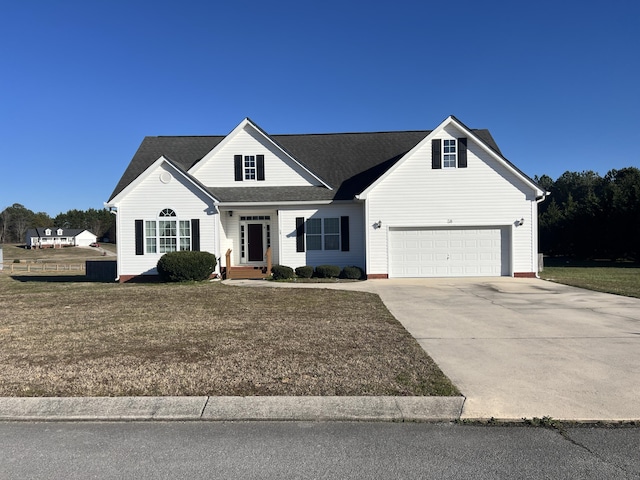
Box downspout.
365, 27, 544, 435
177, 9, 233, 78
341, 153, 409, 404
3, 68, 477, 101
106, 205, 119, 282
214, 203, 221, 277
534, 192, 549, 278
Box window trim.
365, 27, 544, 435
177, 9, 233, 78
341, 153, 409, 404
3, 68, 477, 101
143, 209, 192, 254
244, 155, 256, 180
443, 139, 457, 168
306, 217, 341, 251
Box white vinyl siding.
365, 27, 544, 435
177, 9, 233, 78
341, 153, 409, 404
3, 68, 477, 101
366, 123, 538, 277
190, 125, 321, 187
115, 163, 216, 277
277, 204, 365, 270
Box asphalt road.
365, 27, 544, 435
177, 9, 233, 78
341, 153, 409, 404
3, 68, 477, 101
1, 422, 638, 479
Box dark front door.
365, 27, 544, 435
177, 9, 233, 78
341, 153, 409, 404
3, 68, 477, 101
247, 224, 263, 262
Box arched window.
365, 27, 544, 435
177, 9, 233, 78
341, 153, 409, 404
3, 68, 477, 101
144, 208, 191, 253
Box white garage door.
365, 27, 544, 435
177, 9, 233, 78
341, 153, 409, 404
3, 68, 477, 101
389, 227, 509, 277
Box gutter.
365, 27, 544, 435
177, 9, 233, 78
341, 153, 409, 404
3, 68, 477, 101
217, 200, 345, 208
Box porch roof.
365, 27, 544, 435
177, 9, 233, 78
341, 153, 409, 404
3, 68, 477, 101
208, 186, 335, 203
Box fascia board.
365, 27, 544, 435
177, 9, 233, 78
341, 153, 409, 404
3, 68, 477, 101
188, 118, 332, 190
108, 156, 220, 205
217, 200, 335, 208
358, 116, 544, 199
357, 129, 438, 199
188, 118, 251, 176
447, 116, 545, 196
246, 118, 333, 190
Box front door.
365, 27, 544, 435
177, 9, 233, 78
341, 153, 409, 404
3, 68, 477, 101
247, 223, 264, 262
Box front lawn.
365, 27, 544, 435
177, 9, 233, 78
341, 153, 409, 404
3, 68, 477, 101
541, 259, 640, 298
0, 274, 458, 397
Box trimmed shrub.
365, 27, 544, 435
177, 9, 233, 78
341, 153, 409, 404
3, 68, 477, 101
295, 265, 313, 278
341, 265, 364, 280
315, 264, 341, 278
157, 251, 217, 282
271, 264, 294, 280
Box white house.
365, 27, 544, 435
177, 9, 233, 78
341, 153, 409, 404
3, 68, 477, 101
25, 228, 97, 248
105, 116, 547, 282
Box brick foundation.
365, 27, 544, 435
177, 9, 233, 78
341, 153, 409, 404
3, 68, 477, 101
514, 272, 537, 278
366, 274, 389, 279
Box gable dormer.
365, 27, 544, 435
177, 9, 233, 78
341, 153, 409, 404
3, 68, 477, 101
189, 118, 330, 189
45, 228, 51, 236
57, 228, 63, 236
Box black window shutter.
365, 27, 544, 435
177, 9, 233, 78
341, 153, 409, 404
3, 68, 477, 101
458, 137, 468, 168
340, 216, 350, 252
191, 219, 200, 251
234, 155, 243, 181
257, 154, 265, 181
296, 217, 305, 252
431, 139, 442, 169
135, 220, 144, 255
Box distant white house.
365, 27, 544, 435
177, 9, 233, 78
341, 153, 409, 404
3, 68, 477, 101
25, 228, 97, 248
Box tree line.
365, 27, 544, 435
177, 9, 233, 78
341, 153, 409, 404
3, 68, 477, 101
0, 204, 115, 244
536, 167, 640, 260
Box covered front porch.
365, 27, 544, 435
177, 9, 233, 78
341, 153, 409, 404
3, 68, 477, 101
219, 209, 277, 279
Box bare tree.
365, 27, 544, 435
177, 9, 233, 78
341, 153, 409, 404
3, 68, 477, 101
0, 208, 10, 243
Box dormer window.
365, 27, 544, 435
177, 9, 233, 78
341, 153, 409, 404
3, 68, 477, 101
57, 228, 63, 235
45, 228, 51, 236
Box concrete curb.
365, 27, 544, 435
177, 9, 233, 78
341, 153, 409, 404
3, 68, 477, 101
0, 396, 465, 422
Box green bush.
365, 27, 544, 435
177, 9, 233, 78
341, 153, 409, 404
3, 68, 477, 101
341, 265, 364, 280
271, 264, 294, 280
315, 264, 341, 278
295, 265, 313, 278
157, 251, 217, 282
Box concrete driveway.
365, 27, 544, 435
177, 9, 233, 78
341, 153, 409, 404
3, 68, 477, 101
231, 277, 640, 420
359, 278, 640, 421
227, 277, 640, 421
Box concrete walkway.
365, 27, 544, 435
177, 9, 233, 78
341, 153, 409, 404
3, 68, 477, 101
224, 277, 640, 422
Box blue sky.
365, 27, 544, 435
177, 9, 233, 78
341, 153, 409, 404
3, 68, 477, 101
1, 0, 638, 217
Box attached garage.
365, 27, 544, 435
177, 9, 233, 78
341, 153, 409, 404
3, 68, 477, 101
389, 226, 510, 277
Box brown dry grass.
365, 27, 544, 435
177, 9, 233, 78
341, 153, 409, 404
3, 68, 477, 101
0, 274, 459, 397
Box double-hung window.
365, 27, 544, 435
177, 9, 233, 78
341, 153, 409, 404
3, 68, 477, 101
306, 218, 340, 251
244, 155, 256, 180
443, 139, 456, 168
234, 154, 265, 181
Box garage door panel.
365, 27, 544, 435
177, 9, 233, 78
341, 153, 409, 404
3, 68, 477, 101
389, 227, 509, 278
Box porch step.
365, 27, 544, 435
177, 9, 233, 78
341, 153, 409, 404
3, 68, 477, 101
224, 266, 270, 280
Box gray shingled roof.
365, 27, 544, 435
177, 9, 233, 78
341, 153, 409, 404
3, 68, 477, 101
108, 128, 503, 203
26, 228, 92, 238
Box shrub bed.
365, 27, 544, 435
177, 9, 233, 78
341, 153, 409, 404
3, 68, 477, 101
315, 264, 341, 278
341, 265, 364, 280
295, 265, 314, 278
157, 251, 217, 282
271, 264, 294, 280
